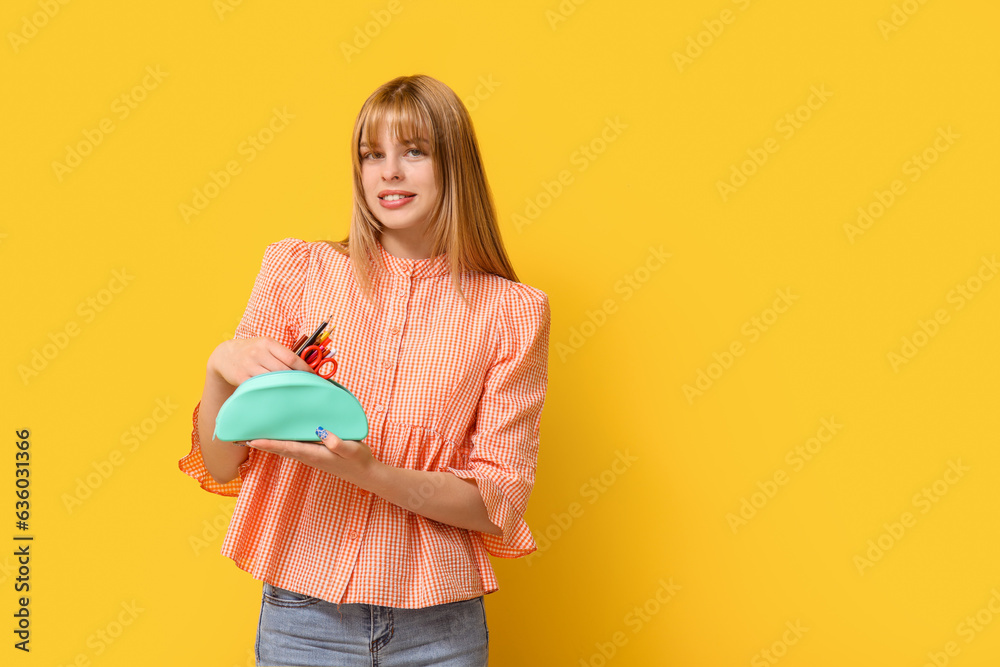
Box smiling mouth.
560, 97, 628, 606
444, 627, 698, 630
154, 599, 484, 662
380, 194, 415, 201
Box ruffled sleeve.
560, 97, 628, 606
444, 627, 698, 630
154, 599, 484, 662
178, 238, 310, 496
446, 283, 552, 558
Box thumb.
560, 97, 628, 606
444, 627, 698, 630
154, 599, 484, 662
315, 426, 340, 447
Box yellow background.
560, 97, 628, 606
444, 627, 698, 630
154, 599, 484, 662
2, 0, 999, 665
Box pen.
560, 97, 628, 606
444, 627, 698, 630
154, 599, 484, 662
295, 314, 334, 355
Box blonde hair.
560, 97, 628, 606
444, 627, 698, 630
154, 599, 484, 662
323, 74, 518, 307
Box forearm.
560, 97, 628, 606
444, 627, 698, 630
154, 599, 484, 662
362, 463, 502, 536
196, 366, 247, 484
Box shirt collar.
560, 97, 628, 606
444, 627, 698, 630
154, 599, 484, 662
376, 238, 450, 279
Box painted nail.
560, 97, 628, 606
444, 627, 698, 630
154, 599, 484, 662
316, 427, 330, 440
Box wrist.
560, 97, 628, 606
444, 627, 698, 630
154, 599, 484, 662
359, 458, 393, 495
206, 343, 233, 385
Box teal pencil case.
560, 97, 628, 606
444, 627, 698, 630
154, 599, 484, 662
213, 370, 369, 442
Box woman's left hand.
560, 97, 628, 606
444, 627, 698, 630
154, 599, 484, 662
248, 427, 381, 489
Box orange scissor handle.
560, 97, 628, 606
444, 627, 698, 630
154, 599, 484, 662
300, 345, 338, 379
314, 358, 338, 379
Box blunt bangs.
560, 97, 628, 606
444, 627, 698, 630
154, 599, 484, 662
358, 93, 435, 154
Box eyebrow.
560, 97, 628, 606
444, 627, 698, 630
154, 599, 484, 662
359, 137, 430, 149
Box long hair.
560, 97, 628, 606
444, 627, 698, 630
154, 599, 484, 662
323, 74, 518, 307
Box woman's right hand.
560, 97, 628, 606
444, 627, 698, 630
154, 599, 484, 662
208, 337, 315, 387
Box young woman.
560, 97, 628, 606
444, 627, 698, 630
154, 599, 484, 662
178, 74, 552, 666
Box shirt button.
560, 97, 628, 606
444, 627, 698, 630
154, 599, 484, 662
374, 404, 384, 413
390, 327, 399, 335
348, 530, 359, 540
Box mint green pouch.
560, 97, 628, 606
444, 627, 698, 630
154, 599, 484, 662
213, 370, 369, 442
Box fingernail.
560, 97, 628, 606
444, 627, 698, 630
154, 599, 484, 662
316, 427, 329, 439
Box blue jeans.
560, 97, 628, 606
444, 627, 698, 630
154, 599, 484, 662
255, 582, 489, 666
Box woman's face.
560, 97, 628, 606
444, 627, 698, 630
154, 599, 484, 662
360, 124, 439, 238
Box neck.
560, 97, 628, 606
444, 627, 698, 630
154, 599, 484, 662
378, 229, 435, 259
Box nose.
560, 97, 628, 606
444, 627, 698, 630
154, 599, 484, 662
381, 154, 403, 181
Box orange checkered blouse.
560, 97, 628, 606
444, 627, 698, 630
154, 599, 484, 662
178, 237, 551, 609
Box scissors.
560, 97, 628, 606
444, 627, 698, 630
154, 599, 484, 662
292, 314, 338, 380
300, 344, 338, 379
